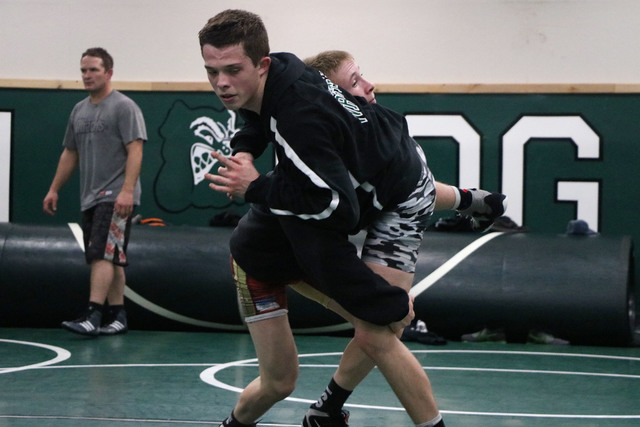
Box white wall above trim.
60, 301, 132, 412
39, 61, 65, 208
1, 0, 640, 85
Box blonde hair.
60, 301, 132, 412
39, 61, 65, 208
304, 50, 354, 78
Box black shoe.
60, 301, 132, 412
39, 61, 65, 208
220, 413, 256, 427
61, 309, 101, 337
100, 308, 128, 335
458, 190, 508, 231
302, 408, 350, 427
402, 328, 447, 345
401, 320, 447, 345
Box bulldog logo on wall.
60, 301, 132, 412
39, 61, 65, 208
155, 100, 240, 213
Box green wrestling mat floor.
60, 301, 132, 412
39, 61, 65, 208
1, 328, 640, 426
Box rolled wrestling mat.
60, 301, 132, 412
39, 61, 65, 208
410, 231, 636, 346
0, 223, 635, 345
0, 223, 90, 328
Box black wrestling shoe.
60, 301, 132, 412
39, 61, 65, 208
100, 308, 128, 335
302, 408, 350, 427
61, 309, 101, 337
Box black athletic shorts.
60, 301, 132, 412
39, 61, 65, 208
81, 202, 134, 266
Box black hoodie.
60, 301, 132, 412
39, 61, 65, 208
233, 52, 423, 234
230, 53, 430, 325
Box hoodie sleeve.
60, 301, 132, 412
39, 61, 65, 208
244, 107, 362, 233
230, 111, 269, 158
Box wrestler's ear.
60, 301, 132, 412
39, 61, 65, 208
258, 56, 271, 75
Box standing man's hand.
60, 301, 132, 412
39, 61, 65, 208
43, 191, 59, 216
43, 148, 79, 217
205, 151, 259, 200
114, 190, 134, 218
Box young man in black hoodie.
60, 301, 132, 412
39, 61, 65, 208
199, 9, 456, 427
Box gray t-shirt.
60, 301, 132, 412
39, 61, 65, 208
63, 90, 147, 211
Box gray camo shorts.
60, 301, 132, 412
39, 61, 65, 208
361, 144, 436, 273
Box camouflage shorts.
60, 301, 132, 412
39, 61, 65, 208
361, 145, 436, 273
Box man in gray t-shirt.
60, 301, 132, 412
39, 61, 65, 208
43, 47, 146, 337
